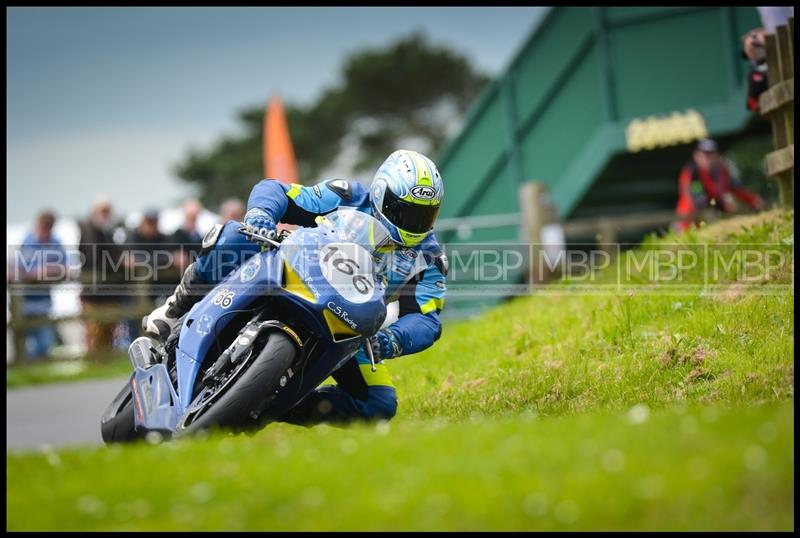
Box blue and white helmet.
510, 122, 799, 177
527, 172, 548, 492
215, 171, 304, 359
370, 149, 444, 247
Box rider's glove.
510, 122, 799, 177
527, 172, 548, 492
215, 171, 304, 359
368, 328, 403, 360
243, 207, 277, 241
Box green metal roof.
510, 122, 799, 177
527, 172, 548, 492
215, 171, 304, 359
436, 6, 762, 225
434, 7, 763, 318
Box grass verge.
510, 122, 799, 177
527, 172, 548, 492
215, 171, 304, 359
6, 402, 793, 531
6, 210, 794, 530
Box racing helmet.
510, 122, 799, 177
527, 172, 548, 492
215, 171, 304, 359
369, 150, 444, 247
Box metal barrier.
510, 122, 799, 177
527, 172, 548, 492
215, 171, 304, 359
434, 213, 522, 240
437, 184, 724, 246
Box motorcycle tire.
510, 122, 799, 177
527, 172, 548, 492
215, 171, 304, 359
175, 331, 296, 436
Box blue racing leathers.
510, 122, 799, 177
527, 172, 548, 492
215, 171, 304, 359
248, 177, 446, 349
203, 178, 447, 424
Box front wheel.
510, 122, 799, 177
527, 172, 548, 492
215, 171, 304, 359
175, 331, 297, 436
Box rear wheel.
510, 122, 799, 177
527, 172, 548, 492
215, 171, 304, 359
176, 331, 297, 436
100, 381, 147, 445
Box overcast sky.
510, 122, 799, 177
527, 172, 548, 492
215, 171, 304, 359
7, 7, 546, 225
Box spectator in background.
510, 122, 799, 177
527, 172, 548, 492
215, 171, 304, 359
674, 139, 764, 232
10, 210, 68, 359
170, 198, 204, 272
78, 195, 126, 355
127, 208, 171, 305
744, 8, 794, 112
219, 197, 245, 223
741, 28, 768, 112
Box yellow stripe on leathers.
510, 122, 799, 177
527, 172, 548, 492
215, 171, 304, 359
286, 183, 303, 199
420, 297, 445, 314
359, 362, 394, 387
319, 362, 394, 388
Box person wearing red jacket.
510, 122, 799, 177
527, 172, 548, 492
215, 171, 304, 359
674, 139, 764, 232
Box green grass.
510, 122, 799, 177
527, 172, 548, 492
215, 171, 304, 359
6, 402, 792, 531
6, 353, 130, 389
6, 210, 794, 531
394, 210, 794, 421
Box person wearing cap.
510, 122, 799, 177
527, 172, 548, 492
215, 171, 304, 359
674, 139, 765, 232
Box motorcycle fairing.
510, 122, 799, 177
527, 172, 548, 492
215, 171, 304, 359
130, 363, 179, 431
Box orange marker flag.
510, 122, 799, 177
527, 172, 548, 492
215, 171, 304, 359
263, 94, 298, 184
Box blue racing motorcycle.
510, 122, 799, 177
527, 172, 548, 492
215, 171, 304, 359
100, 208, 390, 443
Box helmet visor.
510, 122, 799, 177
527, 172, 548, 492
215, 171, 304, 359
381, 187, 440, 234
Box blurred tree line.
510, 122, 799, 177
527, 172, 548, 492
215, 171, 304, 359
175, 33, 489, 207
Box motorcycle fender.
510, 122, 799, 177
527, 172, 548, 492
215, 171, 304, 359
130, 364, 180, 432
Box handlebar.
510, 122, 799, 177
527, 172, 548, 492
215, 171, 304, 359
237, 224, 283, 249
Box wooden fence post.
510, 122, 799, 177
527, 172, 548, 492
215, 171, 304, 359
9, 292, 28, 365
519, 181, 562, 284
759, 17, 794, 208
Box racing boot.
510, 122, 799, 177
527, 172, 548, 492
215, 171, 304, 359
143, 262, 207, 342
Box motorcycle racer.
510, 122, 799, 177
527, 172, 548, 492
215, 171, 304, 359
144, 149, 447, 424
